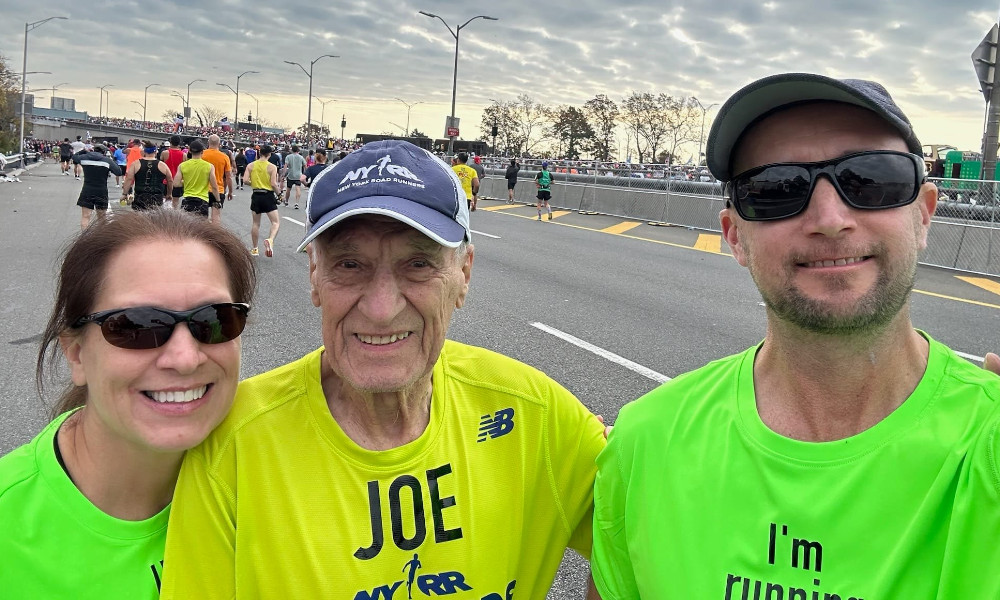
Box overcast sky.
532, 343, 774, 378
4, 0, 1000, 158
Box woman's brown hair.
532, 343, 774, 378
36, 209, 256, 418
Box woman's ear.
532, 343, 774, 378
59, 332, 88, 387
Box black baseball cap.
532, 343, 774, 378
706, 73, 923, 182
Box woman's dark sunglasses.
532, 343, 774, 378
729, 150, 925, 221
72, 303, 250, 350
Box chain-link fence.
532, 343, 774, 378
478, 159, 1000, 277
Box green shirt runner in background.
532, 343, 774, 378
591, 334, 1000, 600
0, 412, 169, 599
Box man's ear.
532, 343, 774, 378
720, 208, 748, 267
306, 243, 321, 308
455, 245, 474, 309
59, 332, 88, 387
914, 182, 938, 250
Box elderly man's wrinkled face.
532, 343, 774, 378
309, 216, 473, 395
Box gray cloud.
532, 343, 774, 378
3, 0, 997, 150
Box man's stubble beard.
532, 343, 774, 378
745, 238, 917, 336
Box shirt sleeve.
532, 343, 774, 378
590, 422, 641, 600
546, 384, 606, 558
159, 448, 237, 600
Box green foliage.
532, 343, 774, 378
549, 105, 595, 160
584, 94, 618, 161
0, 53, 21, 154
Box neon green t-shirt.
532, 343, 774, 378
0, 411, 170, 599
178, 157, 212, 201
592, 333, 1000, 600
161, 340, 605, 599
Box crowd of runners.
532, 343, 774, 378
49, 133, 352, 259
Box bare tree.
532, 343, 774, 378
660, 96, 701, 165
619, 92, 654, 163
479, 100, 521, 156
584, 94, 618, 161
193, 105, 225, 128
511, 94, 550, 157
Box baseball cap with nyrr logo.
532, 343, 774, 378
297, 140, 471, 251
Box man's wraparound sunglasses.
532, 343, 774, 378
728, 150, 926, 222
72, 303, 250, 350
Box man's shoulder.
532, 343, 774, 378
616, 348, 752, 433
929, 335, 1000, 404
206, 348, 324, 444
438, 340, 576, 409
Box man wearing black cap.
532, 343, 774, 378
72, 143, 122, 230
162, 140, 604, 599
589, 74, 1000, 599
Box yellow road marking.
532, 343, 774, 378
601, 221, 642, 235
549, 210, 572, 220
956, 276, 1000, 297
694, 234, 722, 253
484, 210, 1000, 310
481, 204, 521, 211
913, 289, 1000, 310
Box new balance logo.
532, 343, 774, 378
339, 153, 422, 185
477, 408, 515, 442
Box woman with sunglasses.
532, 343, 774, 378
0, 209, 255, 599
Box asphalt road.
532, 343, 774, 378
2, 161, 999, 598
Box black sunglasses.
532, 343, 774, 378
729, 150, 925, 221
72, 303, 250, 350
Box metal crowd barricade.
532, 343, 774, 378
481, 160, 998, 277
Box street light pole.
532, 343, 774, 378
19, 16, 67, 166
131, 100, 145, 126
693, 97, 718, 167
217, 82, 237, 128
246, 93, 260, 131
186, 78, 205, 127
418, 11, 498, 156
99, 84, 113, 119
316, 97, 336, 134
233, 71, 258, 134
48, 81, 67, 108
285, 54, 337, 141
104, 88, 112, 118
142, 83, 160, 123
393, 98, 424, 136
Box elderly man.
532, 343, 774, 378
161, 140, 604, 598
589, 74, 1000, 599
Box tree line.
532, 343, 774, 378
479, 92, 707, 163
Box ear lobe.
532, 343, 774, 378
59, 333, 88, 387
720, 208, 748, 267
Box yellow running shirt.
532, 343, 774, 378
178, 158, 211, 201
161, 341, 605, 599
452, 164, 477, 199
249, 159, 272, 191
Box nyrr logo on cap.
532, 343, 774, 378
337, 153, 424, 192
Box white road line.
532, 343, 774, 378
531, 322, 670, 383
471, 229, 500, 239
955, 350, 986, 363
283, 216, 305, 226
